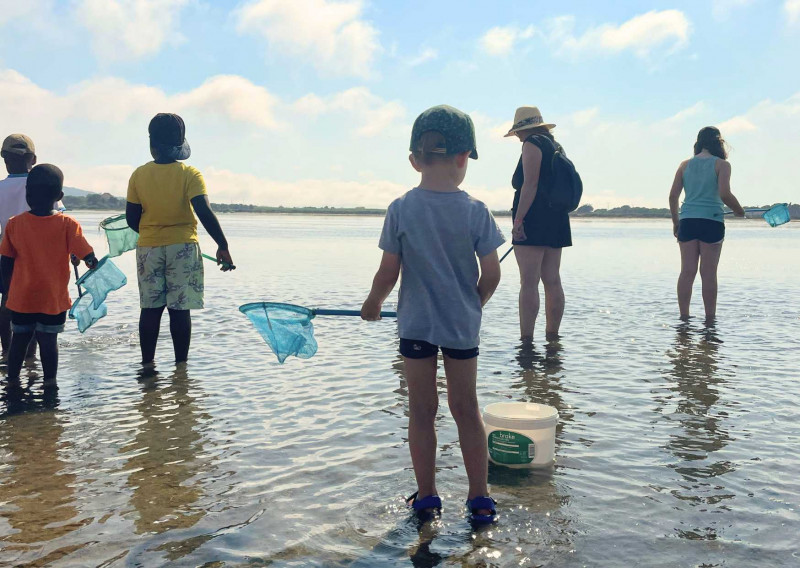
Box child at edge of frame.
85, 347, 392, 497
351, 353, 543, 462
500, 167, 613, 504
0, 164, 98, 392
361, 104, 505, 525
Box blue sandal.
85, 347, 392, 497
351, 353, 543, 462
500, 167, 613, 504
466, 496, 497, 525
406, 491, 442, 519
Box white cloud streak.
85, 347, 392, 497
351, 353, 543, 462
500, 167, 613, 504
479, 25, 535, 56
786, 0, 800, 24
235, 0, 380, 78
292, 87, 405, 137
74, 0, 190, 61
550, 10, 690, 58
712, 0, 754, 20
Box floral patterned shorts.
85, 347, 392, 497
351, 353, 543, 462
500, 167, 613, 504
136, 243, 204, 310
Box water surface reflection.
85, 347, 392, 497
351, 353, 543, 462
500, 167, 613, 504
658, 322, 736, 541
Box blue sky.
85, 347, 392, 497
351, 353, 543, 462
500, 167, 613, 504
1, 0, 798, 209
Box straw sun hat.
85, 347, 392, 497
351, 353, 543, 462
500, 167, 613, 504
504, 106, 556, 137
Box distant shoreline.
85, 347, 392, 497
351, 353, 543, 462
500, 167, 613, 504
62, 196, 799, 220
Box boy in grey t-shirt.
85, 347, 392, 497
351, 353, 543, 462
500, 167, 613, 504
362, 105, 505, 524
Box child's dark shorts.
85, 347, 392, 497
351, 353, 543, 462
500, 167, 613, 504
11, 311, 67, 334
399, 338, 479, 360
677, 218, 725, 244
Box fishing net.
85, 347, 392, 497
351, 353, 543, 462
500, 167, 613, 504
76, 256, 127, 309
762, 204, 791, 227
100, 214, 138, 257
69, 293, 108, 333
239, 302, 318, 363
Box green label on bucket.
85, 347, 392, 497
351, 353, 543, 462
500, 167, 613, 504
488, 430, 534, 465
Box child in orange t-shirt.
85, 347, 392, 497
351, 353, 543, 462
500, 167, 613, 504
0, 164, 97, 389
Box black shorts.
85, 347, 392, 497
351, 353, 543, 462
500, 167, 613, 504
677, 218, 725, 244
10, 311, 67, 334
399, 338, 479, 360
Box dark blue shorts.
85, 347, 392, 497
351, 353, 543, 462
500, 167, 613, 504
11, 311, 67, 334
399, 338, 479, 360
678, 218, 725, 243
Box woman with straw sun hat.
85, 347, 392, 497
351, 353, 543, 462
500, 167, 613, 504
506, 106, 571, 342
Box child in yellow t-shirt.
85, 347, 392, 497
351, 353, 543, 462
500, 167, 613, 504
126, 113, 234, 365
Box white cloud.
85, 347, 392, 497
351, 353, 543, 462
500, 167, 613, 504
479, 25, 535, 56
571, 108, 600, 127
550, 10, 690, 58
292, 87, 405, 137
664, 102, 706, 124
75, 0, 190, 61
235, 0, 380, 78
786, 0, 800, 24
405, 47, 438, 67
712, 0, 754, 20
0, 69, 283, 143
0, 2, 49, 25
200, 168, 409, 207
717, 115, 757, 133
173, 75, 281, 130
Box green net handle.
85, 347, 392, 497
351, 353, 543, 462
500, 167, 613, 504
201, 253, 234, 270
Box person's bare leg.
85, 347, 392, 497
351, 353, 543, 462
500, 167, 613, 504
405, 355, 439, 502
541, 247, 564, 337
443, 355, 491, 514
699, 241, 723, 322
677, 240, 700, 319
514, 245, 546, 340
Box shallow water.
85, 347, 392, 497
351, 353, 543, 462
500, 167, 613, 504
0, 213, 798, 567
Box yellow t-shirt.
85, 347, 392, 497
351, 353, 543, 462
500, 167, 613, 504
127, 162, 208, 247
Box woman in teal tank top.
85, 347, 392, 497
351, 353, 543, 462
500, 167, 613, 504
668, 127, 745, 322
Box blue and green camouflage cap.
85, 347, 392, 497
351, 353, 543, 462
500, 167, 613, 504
410, 105, 478, 160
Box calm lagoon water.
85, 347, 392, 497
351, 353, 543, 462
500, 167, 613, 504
0, 213, 798, 567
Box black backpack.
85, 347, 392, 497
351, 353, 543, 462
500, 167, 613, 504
528, 135, 583, 213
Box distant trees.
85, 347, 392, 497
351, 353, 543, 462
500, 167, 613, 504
59, 194, 800, 221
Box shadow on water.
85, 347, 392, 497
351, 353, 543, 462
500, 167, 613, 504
0, 383, 87, 566
657, 321, 736, 541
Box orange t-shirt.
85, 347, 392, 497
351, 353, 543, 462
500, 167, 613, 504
0, 212, 94, 315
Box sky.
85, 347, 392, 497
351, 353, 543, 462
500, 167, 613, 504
1, 0, 798, 209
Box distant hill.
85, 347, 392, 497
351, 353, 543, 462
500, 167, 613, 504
63, 186, 93, 197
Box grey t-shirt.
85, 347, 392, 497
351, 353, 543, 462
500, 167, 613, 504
379, 187, 506, 349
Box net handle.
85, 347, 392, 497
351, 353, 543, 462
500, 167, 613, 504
71, 255, 83, 297
723, 203, 788, 216
313, 308, 397, 318
201, 253, 234, 270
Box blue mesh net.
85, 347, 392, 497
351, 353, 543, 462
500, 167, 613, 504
69, 293, 108, 333
762, 204, 790, 227
100, 214, 138, 257
239, 302, 318, 363
76, 256, 127, 309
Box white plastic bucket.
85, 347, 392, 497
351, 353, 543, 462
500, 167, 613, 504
483, 402, 558, 469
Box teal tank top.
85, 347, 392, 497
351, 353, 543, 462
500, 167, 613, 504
679, 156, 724, 221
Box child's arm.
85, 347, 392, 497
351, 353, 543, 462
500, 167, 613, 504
361, 252, 400, 320
478, 251, 501, 307
668, 163, 685, 237
512, 142, 543, 242
126, 202, 142, 233
1, 256, 14, 294
190, 195, 234, 271
717, 160, 745, 217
